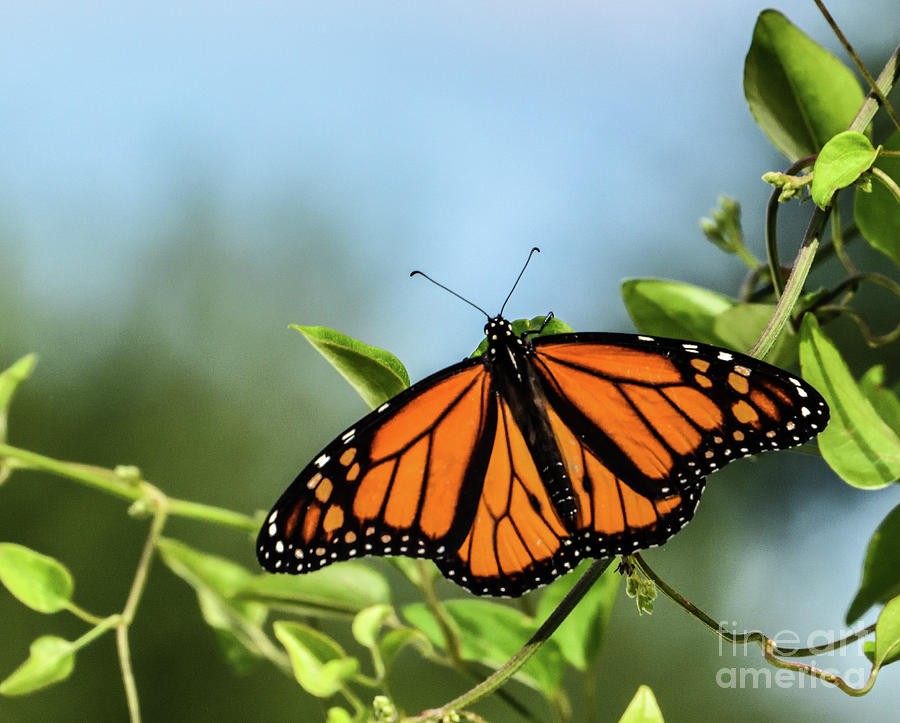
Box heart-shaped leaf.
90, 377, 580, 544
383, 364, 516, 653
811, 131, 877, 208
0, 543, 73, 614
273, 621, 359, 698
0, 636, 75, 696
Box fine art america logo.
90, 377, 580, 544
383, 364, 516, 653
715, 622, 869, 689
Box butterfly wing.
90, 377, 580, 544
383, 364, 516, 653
540, 391, 707, 560
529, 332, 828, 548
259, 327, 829, 598
257, 358, 497, 574
532, 333, 828, 490
433, 394, 574, 596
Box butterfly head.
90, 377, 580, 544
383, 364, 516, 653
483, 315, 532, 367
484, 315, 512, 335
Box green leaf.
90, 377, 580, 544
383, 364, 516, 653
0, 543, 74, 614
0, 636, 75, 696
860, 366, 900, 435
378, 627, 431, 672
238, 561, 391, 617
157, 538, 259, 604
872, 596, 900, 669
273, 620, 359, 698
196, 588, 266, 673
157, 538, 268, 669
326, 708, 354, 723
536, 561, 619, 670
743, 10, 865, 161
811, 132, 878, 208
403, 599, 565, 697
351, 604, 398, 680
618, 685, 664, 723
0, 354, 37, 445
799, 315, 900, 487
712, 302, 798, 366
847, 504, 900, 624
855, 130, 900, 266
211, 629, 263, 673
352, 604, 394, 650
863, 640, 875, 664
293, 326, 410, 409
621, 279, 735, 346
470, 315, 574, 358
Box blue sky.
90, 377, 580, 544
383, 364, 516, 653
3, 0, 894, 331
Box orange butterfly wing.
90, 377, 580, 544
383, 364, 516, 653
258, 360, 495, 574
529, 333, 827, 551
435, 396, 571, 595
532, 334, 827, 491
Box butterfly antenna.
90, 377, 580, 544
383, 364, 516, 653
499, 246, 540, 316
410, 270, 490, 319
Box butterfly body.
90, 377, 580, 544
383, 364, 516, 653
258, 317, 828, 596
482, 317, 579, 524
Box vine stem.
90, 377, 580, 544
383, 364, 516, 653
71, 614, 121, 649
413, 558, 613, 722
65, 601, 108, 626
750, 235, 818, 360
631, 554, 878, 696
764, 156, 816, 300
412, 560, 536, 721
871, 166, 900, 203
813, 0, 900, 130
416, 560, 464, 668
0, 443, 258, 533
116, 486, 169, 723
851, 44, 900, 130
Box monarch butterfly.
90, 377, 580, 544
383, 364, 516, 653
257, 256, 829, 596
